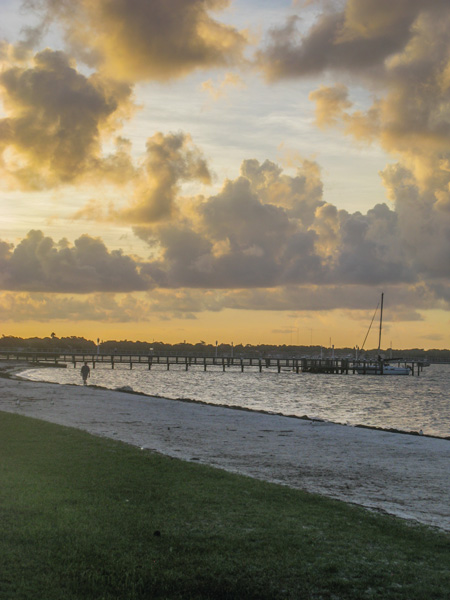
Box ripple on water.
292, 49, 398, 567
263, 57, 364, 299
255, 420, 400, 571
20, 363, 450, 439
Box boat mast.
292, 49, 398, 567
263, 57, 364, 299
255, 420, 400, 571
378, 292, 384, 351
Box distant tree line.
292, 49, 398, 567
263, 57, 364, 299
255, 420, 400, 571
0, 335, 449, 361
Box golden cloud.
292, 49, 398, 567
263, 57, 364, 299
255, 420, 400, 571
201, 72, 246, 101
0, 49, 135, 189
309, 84, 352, 129
261, 2, 450, 190
27, 0, 248, 82
0, 291, 156, 322
310, 203, 340, 259
120, 132, 212, 225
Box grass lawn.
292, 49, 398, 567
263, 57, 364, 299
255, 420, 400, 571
0, 411, 449, 599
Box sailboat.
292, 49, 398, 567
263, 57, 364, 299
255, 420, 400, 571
356, 293, 410, 375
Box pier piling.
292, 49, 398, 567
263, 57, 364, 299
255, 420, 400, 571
0, 350, 428, 376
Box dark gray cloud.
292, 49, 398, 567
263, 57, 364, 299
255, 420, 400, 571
124, 282, 443, 318
0, 155, 446, 314
256, 0, 450, 297
258, 0, 448, 80
1, 280, 443, 324
381, 164, 450, 279
240, 158, 324, 226
327, 204, 414, 285
0, 230, 149, 293
138, 158, 416, 289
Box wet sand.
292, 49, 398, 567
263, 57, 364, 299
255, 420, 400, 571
1, 366, 449, 532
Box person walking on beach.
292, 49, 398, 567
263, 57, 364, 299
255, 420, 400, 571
81, 362, 90, 385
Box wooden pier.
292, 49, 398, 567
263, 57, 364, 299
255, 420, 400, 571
0, 350, 428, 376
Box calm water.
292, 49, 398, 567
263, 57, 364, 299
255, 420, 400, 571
21, 362, 450, 439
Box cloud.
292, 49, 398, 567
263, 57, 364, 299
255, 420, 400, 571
25, 0, 248, 82
0, 150, 440, 309
211, 283, 441, 314
380, 164, 450, 279
310, 202, 340, 258
257, 11, 392, 81
130, 282, 446, 318
308, 84, 353, 129
201, 72, 246, 101
0, 41, 33, 66
119, 131, 212, 227
0, 230, 150, 293
325, 203, 414, 285
0, 291, 156, 322
256, 1, 450, 293
72, 131, 212, 225
260, 2, 450, 181
308, 84, 381, 142
0, 154, 447, 318
258, 0, 448, 81
0, 49, 134, 189
75, 152, 326, 278
137, 157, 417, 289
258, 1, 450, 171
136, 158, 324, 289
1, 280, 446, 324
240, 157, 324, 226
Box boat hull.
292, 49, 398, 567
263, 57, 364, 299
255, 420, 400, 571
356, 365, 410, 375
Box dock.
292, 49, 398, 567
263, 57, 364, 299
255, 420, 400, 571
0, 351, 428, 376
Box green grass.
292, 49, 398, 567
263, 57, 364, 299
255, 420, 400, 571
0, 412, 449, 600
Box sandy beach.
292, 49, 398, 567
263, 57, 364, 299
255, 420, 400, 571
1, 365, 449, 532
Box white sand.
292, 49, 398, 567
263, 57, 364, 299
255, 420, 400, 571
1, 367, 449, 532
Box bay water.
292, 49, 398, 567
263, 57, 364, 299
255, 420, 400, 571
20, 362, 450, 439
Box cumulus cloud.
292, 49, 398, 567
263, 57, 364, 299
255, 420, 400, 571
120, 131, 212, 227
0, 41, 33, 66
0, 0, 446, 334
259, 1, 450, 176
1, 152, 444, 318
258, 0, 448, 81
256, 1, 450, 296
0, 230, 150, 293
25, 0, 248, 82
72, 131, 211, 225
136, 157, 417, 290
240, 157, 324, 226
0, 49, 134, 189
135, 159, 320, 289
380, 164, 450, 279
325, 203, 413, 285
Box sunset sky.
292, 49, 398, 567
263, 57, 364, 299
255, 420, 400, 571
1, 0, 450, 349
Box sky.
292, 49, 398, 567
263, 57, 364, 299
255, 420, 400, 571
1, 0, 450, 349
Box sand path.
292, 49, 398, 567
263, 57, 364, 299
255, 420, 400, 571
1, 372, 449, 532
